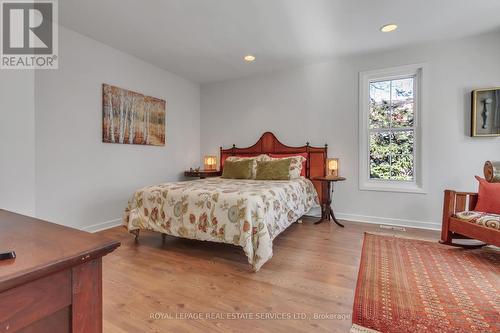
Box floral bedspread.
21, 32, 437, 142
123, 177, 319, 271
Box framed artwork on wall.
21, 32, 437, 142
471, 87, 500, 137
102, 84, 166, 146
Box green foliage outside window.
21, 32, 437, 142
369, 78, 415, 181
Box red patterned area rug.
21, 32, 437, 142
351, 233, 500, 333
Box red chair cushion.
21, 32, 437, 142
474, 176, 500, 215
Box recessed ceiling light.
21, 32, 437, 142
244, 55, 256, 62
380, 24, 398, 32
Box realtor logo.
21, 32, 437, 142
1, 0, 58, 69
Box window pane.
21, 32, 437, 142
370, 154, 391, 180
370, 130, 415, 181
391, 78, 414, 128
370, 131, 391, 156
369, 81, 390, 128
370, 132, 391, 180
391, 78, 413, 101
391, 155, 414, 181
391, 130, 414, 155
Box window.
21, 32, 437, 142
359, 64, 425, 193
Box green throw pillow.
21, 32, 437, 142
222, 160, 253, 179
255, 159, 291, 180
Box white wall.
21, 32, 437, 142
0, 71, 36, 216
2, 26, 498, 232
34, 27, 200, 230
200, 31, 500, 230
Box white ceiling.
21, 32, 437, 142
60, 0, 500, 83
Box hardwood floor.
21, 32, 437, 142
98, 218, 439, 333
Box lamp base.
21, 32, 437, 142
327, 171, 338, 177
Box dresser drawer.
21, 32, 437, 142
0, 270, 71, 333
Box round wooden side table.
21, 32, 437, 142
184, 170, 222, 179
313, 176, 346, 227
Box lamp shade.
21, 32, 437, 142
204, 155, 217, 170
326, 158, 339, 177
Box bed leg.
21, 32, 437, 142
130, 229, 140, 242
162, 233, 166, 243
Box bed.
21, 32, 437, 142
123, 132, 328, 271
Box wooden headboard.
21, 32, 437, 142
219, 132, 328, 205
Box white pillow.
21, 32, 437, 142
268, 155, 306, 179
225, 154, 270, 179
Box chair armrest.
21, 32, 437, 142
443, 190, 479, 214
455, 191, 478, 197
443, 190, 456, 216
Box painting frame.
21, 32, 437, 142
471, 87, 500, 137
102, 84, 166, 146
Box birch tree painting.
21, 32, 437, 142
102, 84, 166, 146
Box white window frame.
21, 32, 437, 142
358, 64, 427, 194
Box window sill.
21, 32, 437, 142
360, 182, 426, 194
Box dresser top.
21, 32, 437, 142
0, 210, 120, 292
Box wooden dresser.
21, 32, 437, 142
0, 210, 120, 333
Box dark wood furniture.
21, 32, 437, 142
441, 190, 500, 247
220, 132, 328, 205
312, 176, 346, 227
184, 170, 222, 179
0, 210, 120, 333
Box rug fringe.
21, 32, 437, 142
350, 324, 381, 333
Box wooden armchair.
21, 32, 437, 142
441, 190, 500, 247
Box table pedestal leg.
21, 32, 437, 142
314, 204, 327, 224
314, 180, 344, 227
330, 208, 344, 227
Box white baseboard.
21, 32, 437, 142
80, 218, 122, 233
305, 206, 440, 230
79, 212, 440, 234
335, 212, 441, 231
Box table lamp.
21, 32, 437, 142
204, 155, 217, 171
327, 158, 339, 177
